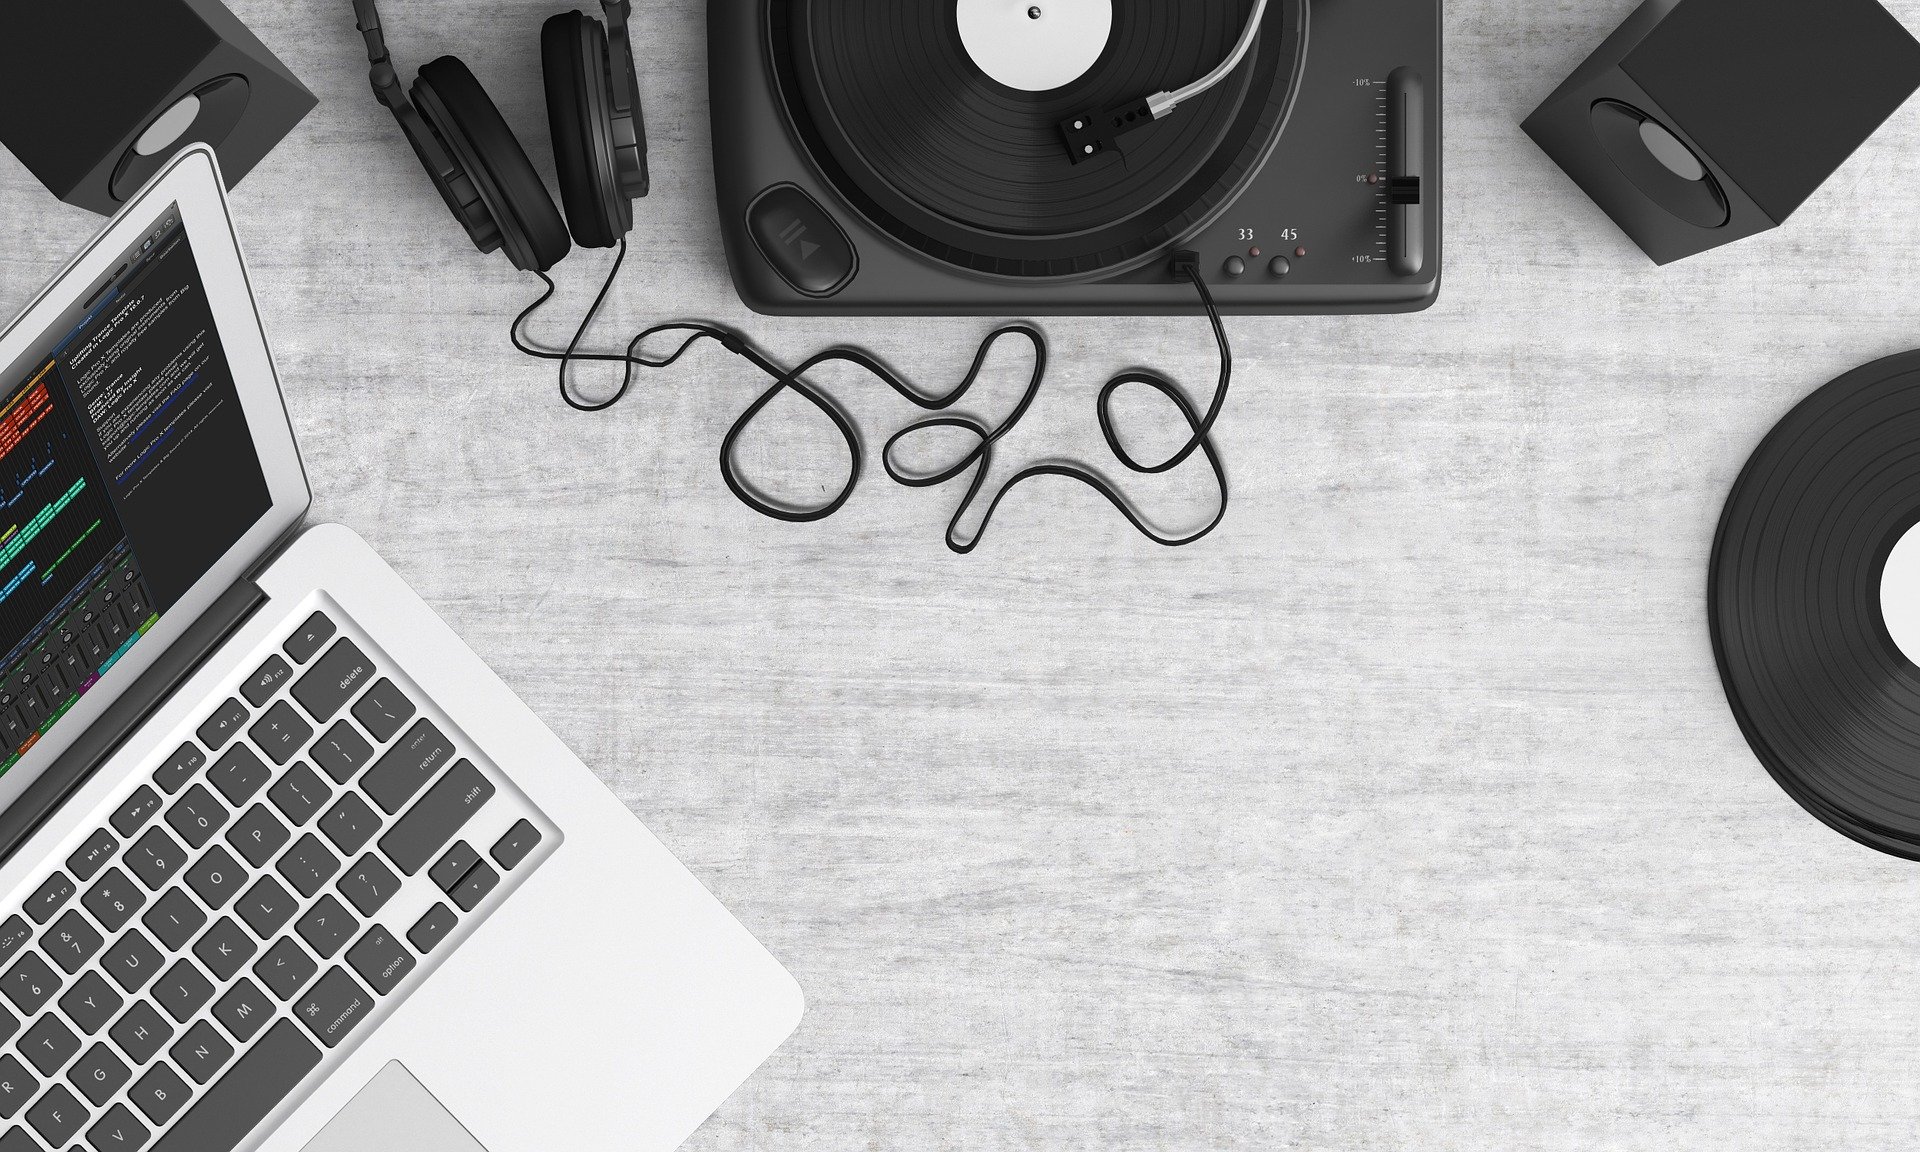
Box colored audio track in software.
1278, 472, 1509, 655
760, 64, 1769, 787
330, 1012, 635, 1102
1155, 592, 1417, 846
0, 364, 154, 772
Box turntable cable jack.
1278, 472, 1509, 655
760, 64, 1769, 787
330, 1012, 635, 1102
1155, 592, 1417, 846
509, 242, 1232, 553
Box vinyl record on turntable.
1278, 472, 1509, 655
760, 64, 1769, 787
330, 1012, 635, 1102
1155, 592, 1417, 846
767, 0, 1306, 278
1710, 350, 1920, 858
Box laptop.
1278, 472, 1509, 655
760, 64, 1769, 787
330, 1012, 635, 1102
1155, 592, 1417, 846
0, 146, 802, 1152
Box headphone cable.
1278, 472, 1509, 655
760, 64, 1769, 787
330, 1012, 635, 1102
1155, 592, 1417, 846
509, 238, 1232, 552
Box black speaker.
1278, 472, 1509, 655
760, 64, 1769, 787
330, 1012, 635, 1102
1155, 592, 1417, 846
0, 0, 316, 215
1523, 0, 1920, 264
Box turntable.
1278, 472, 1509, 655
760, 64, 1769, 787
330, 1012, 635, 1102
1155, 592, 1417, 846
709, 0, 1443, 315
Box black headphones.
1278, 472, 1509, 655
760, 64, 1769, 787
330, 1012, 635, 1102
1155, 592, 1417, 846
351, 0, 648, 272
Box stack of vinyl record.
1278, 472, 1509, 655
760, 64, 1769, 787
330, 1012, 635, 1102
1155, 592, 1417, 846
1711, 350, 1920, 857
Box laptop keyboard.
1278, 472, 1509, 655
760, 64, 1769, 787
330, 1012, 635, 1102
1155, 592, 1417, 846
0, 602, 557, 1152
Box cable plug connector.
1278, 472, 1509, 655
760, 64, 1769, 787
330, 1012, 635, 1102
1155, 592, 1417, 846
1170, 250, 1203, 281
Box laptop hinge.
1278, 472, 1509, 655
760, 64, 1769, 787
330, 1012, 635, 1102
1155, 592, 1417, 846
0, 577, 269, 864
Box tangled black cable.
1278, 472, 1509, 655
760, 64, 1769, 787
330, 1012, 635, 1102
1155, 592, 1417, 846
509, 238, 1232, 552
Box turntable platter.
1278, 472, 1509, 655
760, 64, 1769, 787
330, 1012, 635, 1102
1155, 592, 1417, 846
770, 0, 1307, 279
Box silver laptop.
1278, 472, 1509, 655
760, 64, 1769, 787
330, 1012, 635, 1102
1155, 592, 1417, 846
0, 146, 802, 1152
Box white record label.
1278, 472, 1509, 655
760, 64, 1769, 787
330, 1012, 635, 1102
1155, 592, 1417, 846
1883, 519, 1920, 666
955, 0, 1113, 92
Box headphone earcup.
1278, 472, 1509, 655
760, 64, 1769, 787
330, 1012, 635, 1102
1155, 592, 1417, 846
412, 56, 573, 273
542, 11, 629, 249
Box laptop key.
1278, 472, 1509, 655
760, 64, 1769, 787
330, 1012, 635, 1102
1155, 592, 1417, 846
141, 890, 206, 953
108, 1001, 171, 1066
0, 1053, 34, 1117
86, 1102, 150, 1152
318, 793, 378, 855
26, 1081, 84, 1146
309, 720, 374, 785
247, 702, 313, 767
148, 1019, 319, 1151
491, 820, 542, 870
58, 972, 122, 1035
23, 873, 73, 925
42, 910, 102, 974
234, 876, 296, 939
151, 743, 205, 795
152, 959, 213, 1023
211, 978, 271, 1044
191, 919, 256, 982
67, 1041, 129, 1105
378, 760, 491, 879
345, 926, 413, 995
350, 679, 415, 745
428, 842, 479, 893
195, 698, 249, 752
275, 834, 340, 898
225, 804, 290, 868
240, 655, 292, 708
283, 612, 336, 665
253, 938, 318, 1001
125, 828, 186, 891
163, 785, 227, 850
0, 1005, 17, 1047
183, 847, 243, 911
168, 1021, 232, 1085
0, 953, 59, 1015
361, 720, 455, 815
406, 903, 457, 955
266, 762, 328, 827
128, 1060, 189, 1126
294, 895, 355, 960
379, 760, 493, 875
0, 919, 30, 968
82, 868, 145, 933
449, 860, 499, 912
20, 1013, 80, 1075
109, 788, 162, 839
337, 855, 398, 917
65, 829, 117, 882
293, 966, 372, 1048
205, 745, 271, 807
291, 639, 373, 725
99, 931, 162, 995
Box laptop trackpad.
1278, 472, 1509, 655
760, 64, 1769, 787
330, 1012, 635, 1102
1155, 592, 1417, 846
300, 1061, 489, 1152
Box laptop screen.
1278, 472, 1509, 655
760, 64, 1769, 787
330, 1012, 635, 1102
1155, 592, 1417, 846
0, 206, 271, 777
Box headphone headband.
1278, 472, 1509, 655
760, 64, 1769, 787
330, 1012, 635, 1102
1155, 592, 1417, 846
350, 0, 502, 255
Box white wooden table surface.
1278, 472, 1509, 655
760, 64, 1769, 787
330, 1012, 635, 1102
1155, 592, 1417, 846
8, 1, 1920, 1148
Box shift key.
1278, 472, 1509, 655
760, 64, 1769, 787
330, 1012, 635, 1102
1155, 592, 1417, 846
291, 640, 374, 724
379, 761, 494, 875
